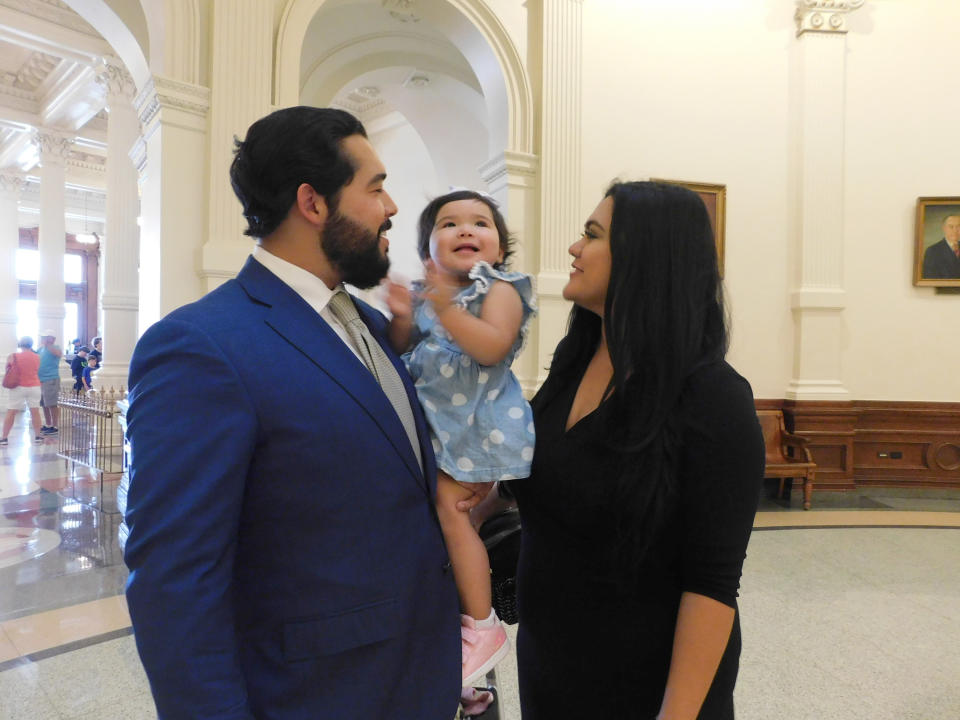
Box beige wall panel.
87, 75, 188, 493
843, 0, 960, 401
580, 0, 793, 398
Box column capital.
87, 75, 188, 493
33, 130, 73, 166
479, 151, 539, 190
97, 59, 137, 101
135, 75, 211, 132
0, 171, 25, 198
795, 0, 865, 36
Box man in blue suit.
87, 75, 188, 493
124, 107, 462, 719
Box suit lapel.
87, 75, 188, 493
236, 258, 429, 495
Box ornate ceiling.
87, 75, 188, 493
0, 0, 113, 192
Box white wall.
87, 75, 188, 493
367, 113, 440, 284
581, 0, 794, 399
843, 0, 960, 401
578, 0, 960, 402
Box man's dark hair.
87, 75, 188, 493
229, 107, 367, 238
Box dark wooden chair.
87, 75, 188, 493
757, 410, 816, 510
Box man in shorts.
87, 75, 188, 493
37, 331, 62, 434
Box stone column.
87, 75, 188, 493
480, 151, 540, 393
536, 0, 583, 386
786, 0, 865, 400
0, 172, 23, 349
132, 75, 210, 334
97, 61, 141, 392
35, 130, 72, 344
201, 0, 273, 291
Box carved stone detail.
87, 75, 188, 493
33, 131, 73, 165
795, 0, 866, 35
0, 172, 25, 197
97, 61, 137, 101
382, 0, 420, 22
15, 51, 59, 91
136, 76, 211, 128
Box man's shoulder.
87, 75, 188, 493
157, 278, 260, 336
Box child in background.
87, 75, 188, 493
387, 189, 536, 686
82, 353, 98, 392
71, 347, 88, 393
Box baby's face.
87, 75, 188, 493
429, 199, 503, 281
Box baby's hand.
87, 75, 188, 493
423, 260, 457, 315
385, 281, 413, 322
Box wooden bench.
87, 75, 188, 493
758, 410, 817, 510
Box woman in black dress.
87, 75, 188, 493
492, 181, 764, 719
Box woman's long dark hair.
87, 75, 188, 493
543, 181, 728, 565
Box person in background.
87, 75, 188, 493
1, 336, 44, 446
88, 337, 103, 364
70, 347, 88, 394
37, 330, 62, 434
82, 353, 98, 392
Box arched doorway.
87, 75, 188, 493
275, 0, 541, 389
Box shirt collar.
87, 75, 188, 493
252, 245, 343, 313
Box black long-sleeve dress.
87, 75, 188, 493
511, 359, 765, 719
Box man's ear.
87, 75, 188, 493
296, 183, 327, 226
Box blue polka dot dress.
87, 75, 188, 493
403, 262, 537, 483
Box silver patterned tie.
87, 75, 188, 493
327, 290, 422, 471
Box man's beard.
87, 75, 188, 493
321, 212, 390, 289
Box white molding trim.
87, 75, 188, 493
785, 378, 851, 400
790, 288, 848, 310
135, 75, 211, 131
795, 0, 866, 36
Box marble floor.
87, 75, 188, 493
1, 412, 958, 720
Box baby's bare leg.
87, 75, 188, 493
436, 470, 492, 620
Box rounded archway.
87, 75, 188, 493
275, 0, 532, 157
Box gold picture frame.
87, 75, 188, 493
652, 179, 726, 275
914, 197, 960, 287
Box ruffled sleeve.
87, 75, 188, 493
460, 261, 537, 353
462, 261, 537, 318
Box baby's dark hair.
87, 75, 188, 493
417, 190, 514, 270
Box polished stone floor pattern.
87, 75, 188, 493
1, 413, 958, 719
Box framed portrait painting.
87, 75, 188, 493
652, 179, 726, 275
914, 197, 960, 287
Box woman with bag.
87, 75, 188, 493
476, 182, 765, 719
2, 336, 45, 446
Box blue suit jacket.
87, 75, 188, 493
124, 257, 461, 719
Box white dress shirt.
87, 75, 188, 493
251, 246, 367, 364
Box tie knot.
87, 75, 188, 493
328, 289, 361, 326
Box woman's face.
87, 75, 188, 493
563, 196, 613, 316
